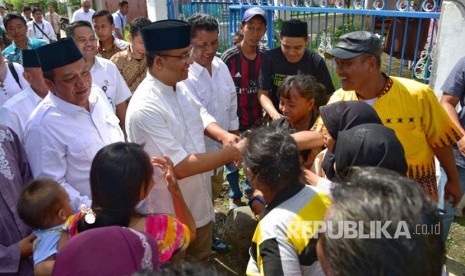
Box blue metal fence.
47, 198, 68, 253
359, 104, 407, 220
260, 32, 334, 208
167, 0, 441, 85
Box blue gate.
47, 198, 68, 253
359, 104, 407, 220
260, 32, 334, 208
167, 0, 441, 86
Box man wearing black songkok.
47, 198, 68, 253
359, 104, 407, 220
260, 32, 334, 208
258, 19, 335, 121
126, 20, 244, 262
23, 38, 125, 211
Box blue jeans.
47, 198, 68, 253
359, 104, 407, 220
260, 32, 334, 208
437, 165, 465, 242
225, 162, 251, 200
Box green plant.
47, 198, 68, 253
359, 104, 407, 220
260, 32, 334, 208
334, 18, 361, 40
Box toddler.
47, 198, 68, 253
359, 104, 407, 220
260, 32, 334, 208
18, 178, 73, 276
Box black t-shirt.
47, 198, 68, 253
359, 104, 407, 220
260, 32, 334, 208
258, 48, 335, 111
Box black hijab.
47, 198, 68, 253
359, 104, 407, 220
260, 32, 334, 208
335, 123, 408, 178
319, 101, 383, 180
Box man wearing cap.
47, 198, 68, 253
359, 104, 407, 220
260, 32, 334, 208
181, 14, 240, 210
258, 19, 334, 121
126, 19, 243, 262
0, 49, 49, 141
23, 38, 125, 211
66, 20, 131, 134
315, 31, 462, 205
221, 7, 267, 207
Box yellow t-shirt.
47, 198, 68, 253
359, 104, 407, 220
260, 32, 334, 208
313, 77, 462, 201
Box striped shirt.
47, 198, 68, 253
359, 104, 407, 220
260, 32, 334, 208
64, 212, 190, 264
221, 44, 268, 131
247, 184, 331, 275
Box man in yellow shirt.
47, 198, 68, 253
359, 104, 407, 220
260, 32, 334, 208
315, 31, 462, 205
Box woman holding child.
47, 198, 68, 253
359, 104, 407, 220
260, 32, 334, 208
65, 142, 195, 264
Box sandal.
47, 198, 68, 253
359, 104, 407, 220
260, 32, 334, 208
212, 237, 229, 253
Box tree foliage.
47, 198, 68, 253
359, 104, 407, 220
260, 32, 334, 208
4, 0, 80, 16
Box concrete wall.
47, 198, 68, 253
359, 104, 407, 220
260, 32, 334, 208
430, 0, 465, 97
146, 0, 168, 21
96, 0, 148, 22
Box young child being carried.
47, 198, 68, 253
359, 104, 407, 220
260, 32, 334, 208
18, 179, 74, 276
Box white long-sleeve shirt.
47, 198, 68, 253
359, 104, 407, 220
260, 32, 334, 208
0, 86, 43, 141
126, 74, 216, 228
181, 57, 239, 153
27, 20, 56, 43
24, 87, 124, 211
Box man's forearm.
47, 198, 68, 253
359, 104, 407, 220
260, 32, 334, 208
258, 89, 280, 119
292, 131, 325, 151
433, 145, 459, 183
174, 147, 240, 179
441, 100, 465, 135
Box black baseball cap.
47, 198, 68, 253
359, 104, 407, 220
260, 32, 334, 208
325, 31, 382, 59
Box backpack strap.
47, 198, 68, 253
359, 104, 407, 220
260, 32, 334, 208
8, 62, 22, 89
33, 22, 51, 42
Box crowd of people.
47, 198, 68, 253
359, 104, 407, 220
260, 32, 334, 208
0, 1, 463, 275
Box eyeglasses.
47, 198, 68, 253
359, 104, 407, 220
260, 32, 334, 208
157, 52, 191, 61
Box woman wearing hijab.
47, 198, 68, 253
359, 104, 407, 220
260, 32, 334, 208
310, 123, 408, 194
311, 101, 383, 180
53, 226, 160, 275
335, 124, 408, 178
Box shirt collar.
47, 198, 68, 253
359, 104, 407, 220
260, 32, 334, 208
90, 56, 104, 72
260, 183, 305, 220
97, 36, 115, 51
26, 86, 45, 105
147, 74, 176, 93
125, 45, 135, 61
11, 38, 33, 51
189, 57, 219, 78
49, 89, 96, 116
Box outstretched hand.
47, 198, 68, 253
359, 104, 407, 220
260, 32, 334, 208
152, 156, 181, 195
220, 132, 240, 147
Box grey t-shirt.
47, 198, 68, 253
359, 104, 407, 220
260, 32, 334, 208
441, 56, 465, 168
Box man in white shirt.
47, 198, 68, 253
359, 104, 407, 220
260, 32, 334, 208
126, 20, 243, 262
23, 38, 124, 210
71, 0, 95, 25
66, 20, 131, 134
112, 0, 128, 40
181, 14, 240, 208
0, 51, 29, 106
27, 7, 56, 44
0, 49, 48, 141
21, 6, 32, 22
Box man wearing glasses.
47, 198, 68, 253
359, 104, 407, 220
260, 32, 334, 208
126, 20, 243, 262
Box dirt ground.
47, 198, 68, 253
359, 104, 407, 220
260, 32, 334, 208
208, 183, 465, 276
206, 54, 465, 276
209, 183, 249, 276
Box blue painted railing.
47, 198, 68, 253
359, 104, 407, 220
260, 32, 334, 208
167, 0, 441, 85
